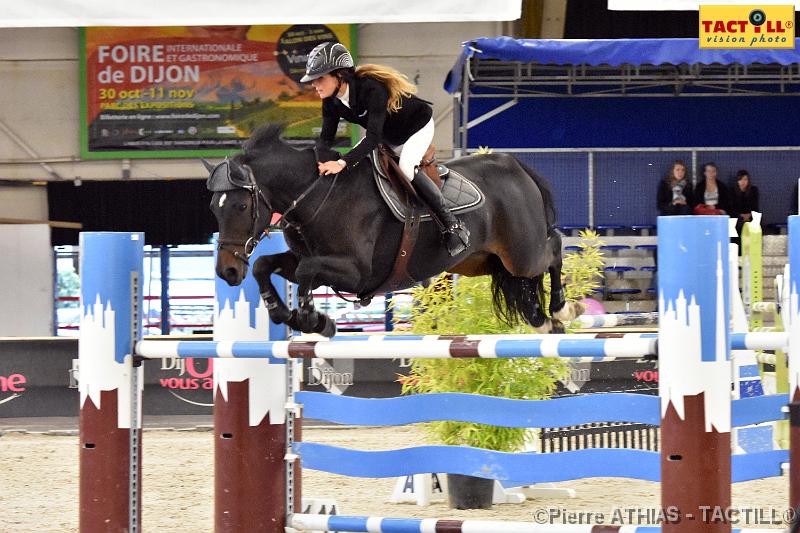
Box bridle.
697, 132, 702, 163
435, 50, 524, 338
207, 157, 340, 265
208, 159, 273, 267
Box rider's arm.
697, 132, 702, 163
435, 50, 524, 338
341, 81, 389, 168
316, 97, 340, 152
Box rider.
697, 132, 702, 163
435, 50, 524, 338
301, 41, 470, 257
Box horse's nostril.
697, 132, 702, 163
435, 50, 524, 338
224, 267, 239, 282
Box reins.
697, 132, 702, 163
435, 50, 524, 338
214, 158, 354, 303
280, 171, 340, 234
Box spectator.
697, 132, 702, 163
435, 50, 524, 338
691, 162, 730, 215
730, 169, 759, 236
657, 159, 693, 216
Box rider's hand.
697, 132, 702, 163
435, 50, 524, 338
318, 160, 346, 175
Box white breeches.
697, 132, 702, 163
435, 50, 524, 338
390, 118, 435, 181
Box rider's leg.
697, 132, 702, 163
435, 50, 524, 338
396, 119, 470, 257
396, 118, 435, 182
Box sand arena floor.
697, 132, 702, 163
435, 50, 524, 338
0, 425, 789, 532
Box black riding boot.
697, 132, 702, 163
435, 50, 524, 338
412, 169, 470, 256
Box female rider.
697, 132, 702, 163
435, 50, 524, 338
301, 41, 469, 256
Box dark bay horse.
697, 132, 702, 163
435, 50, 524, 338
205, 124, 581, 337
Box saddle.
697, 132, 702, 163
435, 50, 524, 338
358, 145, 484, 303
372, 145, 484, 223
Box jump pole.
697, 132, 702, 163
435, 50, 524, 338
789, 215, 800, 512
78, 232, 144, 532
658, 215, 731, 533
212, 233, 301, 532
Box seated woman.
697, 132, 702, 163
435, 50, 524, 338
657, 159, 693, 216
691, 162, 730, 215
730, 169, 759, 236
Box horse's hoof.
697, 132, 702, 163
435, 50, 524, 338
319, 317, 337, 338
295, 312, 320, 334
269, 306, 292, 325
285, 309, 302, 332
570, 300, 587, 318
552, 300, 584, 322
550, 320, 566, 334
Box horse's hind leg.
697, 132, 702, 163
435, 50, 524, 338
547, 232, 584, 326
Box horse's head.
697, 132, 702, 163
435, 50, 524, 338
204, 156, 273, 286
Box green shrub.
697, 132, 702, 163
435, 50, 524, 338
560, 229, 605, 303
398, 231, 605, 452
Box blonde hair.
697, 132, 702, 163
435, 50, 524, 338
355, 64, 417, 113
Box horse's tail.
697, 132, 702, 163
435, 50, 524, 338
488, 255, 547, 328
515, 158, 558, 230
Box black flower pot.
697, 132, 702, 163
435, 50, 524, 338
446, 474, 494, 509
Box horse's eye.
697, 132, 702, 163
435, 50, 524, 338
238, 203, 247, 211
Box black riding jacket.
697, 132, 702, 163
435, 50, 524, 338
316, 75, 433, 168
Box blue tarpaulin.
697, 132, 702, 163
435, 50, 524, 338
445, 37, 800, 92
445, 37, 800, 227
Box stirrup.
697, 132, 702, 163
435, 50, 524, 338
443, 222, 470, 256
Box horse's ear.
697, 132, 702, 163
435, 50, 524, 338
200, 158, 215, 173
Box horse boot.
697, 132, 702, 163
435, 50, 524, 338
411, 169, 470, 256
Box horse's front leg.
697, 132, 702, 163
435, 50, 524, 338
252, 251, 300, 325
293, 255, 365, 338
291, 279, 336, 337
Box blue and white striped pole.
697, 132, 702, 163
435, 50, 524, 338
658, 215, 731, 533
78, 232, 144, 532
135, 332, 786, 361
289, 514, 781, 533
212, 232, 300, 532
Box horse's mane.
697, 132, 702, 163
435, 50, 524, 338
240, 123, 288, 162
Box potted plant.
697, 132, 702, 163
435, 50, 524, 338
398, 230, 604, 509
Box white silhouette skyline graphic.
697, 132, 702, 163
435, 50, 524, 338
214, 290, 299, 426
79, 295, 142, 429
659, 243, 731, 433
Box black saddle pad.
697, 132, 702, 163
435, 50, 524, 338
370, 150, 485, 223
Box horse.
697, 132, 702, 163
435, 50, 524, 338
204, 124, 582, 337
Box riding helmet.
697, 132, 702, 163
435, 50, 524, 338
300, 42, 354, 83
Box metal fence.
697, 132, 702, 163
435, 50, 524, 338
466, 146, 800, 229
540, 422, 660, 453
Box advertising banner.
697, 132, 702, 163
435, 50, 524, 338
2, 0, 523, 28
80, 25, 355, 158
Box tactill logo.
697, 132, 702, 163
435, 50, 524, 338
699, 4, 795, 49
